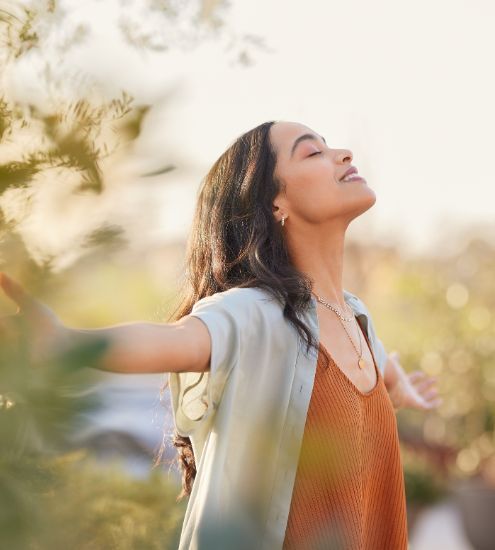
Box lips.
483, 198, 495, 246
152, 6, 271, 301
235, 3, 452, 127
340, 166, 358, 181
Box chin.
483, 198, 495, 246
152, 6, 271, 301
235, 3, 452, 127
349, 191, 376, 220
361, 187, 377, 208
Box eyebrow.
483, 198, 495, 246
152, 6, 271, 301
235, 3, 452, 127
290, 133, 327, 158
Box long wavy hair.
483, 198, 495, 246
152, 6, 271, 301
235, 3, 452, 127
153, 120, 327, 501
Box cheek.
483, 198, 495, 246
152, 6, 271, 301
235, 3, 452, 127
285, 174, 343, 219
285, 166, 340, 202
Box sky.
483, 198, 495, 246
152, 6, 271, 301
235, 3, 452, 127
4, 0, 495, 265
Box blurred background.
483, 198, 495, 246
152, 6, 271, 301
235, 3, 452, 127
0, 0, 494, 548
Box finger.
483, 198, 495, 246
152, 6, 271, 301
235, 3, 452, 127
418, 393, 440, 409
415, 377, 438, 393
409, 371, 434, 384
403, 394, 427, 410
422, 388, 440, 401
423, 396, 443, 409
0, 272, 32, 311
408, 371, 428, 384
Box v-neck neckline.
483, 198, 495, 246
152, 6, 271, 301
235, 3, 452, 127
318, 320, 380, 397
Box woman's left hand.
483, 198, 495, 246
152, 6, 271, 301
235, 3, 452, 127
386, 351, 443, 411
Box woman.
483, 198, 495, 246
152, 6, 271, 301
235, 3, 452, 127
0, 120, 441, 549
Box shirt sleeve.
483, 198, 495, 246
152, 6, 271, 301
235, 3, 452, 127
371, 334, 388, 376
168, 291, 243, 437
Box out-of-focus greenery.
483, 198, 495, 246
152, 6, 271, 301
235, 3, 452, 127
0, 2, 154, 192
0, 4, 212, 549
0, 5, 157, 281
15, 452, 186, 550
0, 309, 187, 550
402, 446, 448, 505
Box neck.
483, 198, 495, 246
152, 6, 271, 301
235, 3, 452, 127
284, 218, 347, 310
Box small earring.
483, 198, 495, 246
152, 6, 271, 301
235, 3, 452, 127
281, 215, 285, 227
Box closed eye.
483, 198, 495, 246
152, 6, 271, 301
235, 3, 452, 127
308, 151, 322, 157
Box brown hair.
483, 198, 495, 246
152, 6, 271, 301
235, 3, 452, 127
153, 121, 323, 501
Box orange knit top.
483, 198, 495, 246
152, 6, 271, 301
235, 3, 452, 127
283, 329, 409, 550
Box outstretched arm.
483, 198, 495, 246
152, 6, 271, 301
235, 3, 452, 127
62, 316, 211, 374
0, 272, 211, 375
383, 350, 443, 411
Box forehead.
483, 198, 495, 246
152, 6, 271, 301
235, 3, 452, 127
269, 121, 320, 157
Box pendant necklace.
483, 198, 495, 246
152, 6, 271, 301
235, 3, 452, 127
312, 291, 366, 370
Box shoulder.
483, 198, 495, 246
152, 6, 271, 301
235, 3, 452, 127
193, 286, 275, 309
344, 289, 380, 336
191, 286, 283, 321
344, 289, 370, 317
189, 287, 288, 355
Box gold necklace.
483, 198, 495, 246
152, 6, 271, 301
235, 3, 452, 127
312, 292, 354, 321
313, 291, 366, 370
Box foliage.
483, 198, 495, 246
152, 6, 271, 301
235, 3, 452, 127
1, 450, 186, 550
401, 446, 448, 505
0, 2, 164, 274
0, 91, 141, 194
0, 0, 259, 273
0, 315, 185, 550
0, 1, 154, 194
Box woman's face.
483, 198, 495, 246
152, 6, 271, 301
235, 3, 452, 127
269, 121, 376, 226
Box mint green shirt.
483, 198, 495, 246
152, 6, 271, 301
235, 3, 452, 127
168, 287, 388, 550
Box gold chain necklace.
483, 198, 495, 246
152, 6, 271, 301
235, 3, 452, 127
312, 293, 354, 321
313, 291, 366, 370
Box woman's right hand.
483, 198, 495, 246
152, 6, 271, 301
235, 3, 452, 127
0, 272, 68, 365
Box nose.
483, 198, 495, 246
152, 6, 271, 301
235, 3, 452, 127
336, 149, 353, 164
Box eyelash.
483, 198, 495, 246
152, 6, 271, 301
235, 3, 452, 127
308, 151, 322, 157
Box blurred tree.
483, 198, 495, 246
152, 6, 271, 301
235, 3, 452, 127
0, 0, 266, 273
0, 2, 266, 548
0, 2, 154, 273
0, 2, 216, 548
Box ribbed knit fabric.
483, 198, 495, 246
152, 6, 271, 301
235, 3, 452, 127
282, 329, 409, 550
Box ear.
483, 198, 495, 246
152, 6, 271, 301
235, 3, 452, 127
271, 203, 283, 224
